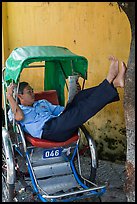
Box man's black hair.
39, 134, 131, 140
17, 82, 29, 104
18, 82, 29, 94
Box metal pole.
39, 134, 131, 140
2, 67, 8, 130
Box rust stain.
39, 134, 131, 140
124, 161, 135, 193
86, 120, 126, 161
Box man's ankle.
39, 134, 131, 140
106, 77, 113, 84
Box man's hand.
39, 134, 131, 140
7, 83, 17, 99
6, 83, 24, 121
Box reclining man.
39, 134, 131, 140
7, 56, 127, 142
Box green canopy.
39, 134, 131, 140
4, 46, 88, 105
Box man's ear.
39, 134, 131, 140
17, 94, 23, 101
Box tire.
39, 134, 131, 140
2, 179, 15, 202
2, 144, 15, 202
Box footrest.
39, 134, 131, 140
37, 174, 79, 195
33, 162, 72, 179
41, 184, 106, 201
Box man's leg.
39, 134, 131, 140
65, 55, 125, 110
63, 86, 99, 113
42, 80, 119, 141
41, 57, 127, 142
64, 83, 119, 112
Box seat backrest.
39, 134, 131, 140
34, 90, 59, 105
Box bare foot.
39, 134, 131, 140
106, 56, 119, 84
113, 62, 127, 88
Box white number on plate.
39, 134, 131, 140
43, 148, 62, 158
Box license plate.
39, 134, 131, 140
43, 148, 62, 159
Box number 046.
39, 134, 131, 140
43, 149, 61, 158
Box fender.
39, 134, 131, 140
80, 125, 98, 169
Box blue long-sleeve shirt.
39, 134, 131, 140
8, 99, 65, 138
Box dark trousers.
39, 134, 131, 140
42, 79, 120, 142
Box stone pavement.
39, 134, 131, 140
74, 160, 127, 202
94, 160, 127, 202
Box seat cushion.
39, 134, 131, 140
34, 90, 59, 105
25, 133, 79, 148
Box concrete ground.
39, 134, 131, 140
85, 160, 127, 202
4, 159, 126, 202
73, 160, 127, 202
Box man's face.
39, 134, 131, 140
19, 85, 35, 106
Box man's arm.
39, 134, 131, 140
7, 83, 24, 121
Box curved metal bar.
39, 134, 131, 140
26, 152, 40, 194
2, 127, 16, 184
80, 125, 97, 168
42, 185, 106, 199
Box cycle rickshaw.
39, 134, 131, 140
2, 46, 106, 202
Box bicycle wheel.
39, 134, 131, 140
2, 147, 15, 202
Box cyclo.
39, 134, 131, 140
2, 46, 106, 202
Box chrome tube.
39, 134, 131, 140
2, 67, 8, 130
42, 185, 106, 199
80, 125, 97, 168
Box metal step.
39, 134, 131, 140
37, 174, 80, 195
28, 147, 75, 167
33, 162, 72, 179
31, 155, 65, 167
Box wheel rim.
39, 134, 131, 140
2, 148, 9, 201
